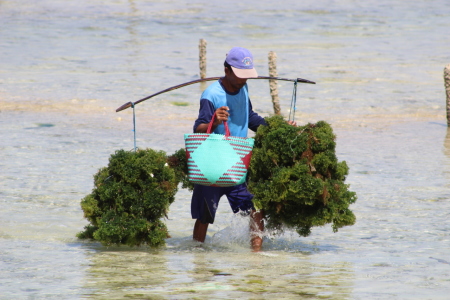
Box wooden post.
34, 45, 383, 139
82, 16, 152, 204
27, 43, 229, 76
199, 39, 207, 79
268, 51, 281, 115
445, 64, 450, 126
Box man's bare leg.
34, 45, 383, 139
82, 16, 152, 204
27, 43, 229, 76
193, 219, 209, 242
250, 209, 264, 252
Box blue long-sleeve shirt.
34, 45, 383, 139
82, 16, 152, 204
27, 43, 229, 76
193, 80, 266, 136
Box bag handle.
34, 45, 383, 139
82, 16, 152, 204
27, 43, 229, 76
206, 112, 230, 136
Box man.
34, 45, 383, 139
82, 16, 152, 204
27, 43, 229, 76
190, 47, 267, 251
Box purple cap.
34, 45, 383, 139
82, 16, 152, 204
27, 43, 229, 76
225, 47, 258, 78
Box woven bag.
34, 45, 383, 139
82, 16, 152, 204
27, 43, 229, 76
184, 113, 254, 187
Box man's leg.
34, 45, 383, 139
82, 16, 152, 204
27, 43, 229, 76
250, 209, 264, 252
193, 219, 209, 242
191, 185, 223, 242
226, 183, 264, 251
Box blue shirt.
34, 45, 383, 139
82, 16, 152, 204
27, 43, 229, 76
193, 80, 266, 137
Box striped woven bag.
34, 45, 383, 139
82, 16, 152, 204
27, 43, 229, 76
184, 113, 254, 187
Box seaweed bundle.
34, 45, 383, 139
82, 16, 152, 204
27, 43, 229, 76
77, 149, 180, 247
248, 115, 357, 236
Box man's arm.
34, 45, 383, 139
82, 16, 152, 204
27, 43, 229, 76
193, 99, 229, 133
248, 99, 297, 130
248, 99, 267, 132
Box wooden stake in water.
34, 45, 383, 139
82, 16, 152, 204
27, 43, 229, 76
268, 51, 281, 115
445, 64, 450, 126
199, 39, 207, 79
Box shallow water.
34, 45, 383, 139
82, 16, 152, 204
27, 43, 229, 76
1, 0, 450, 299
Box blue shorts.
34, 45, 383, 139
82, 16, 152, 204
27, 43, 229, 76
191, 183, 255, 224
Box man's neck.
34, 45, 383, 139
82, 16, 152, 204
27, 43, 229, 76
220, 77, 239, 94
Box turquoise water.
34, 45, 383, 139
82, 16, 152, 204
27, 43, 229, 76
1, 0, 450, 299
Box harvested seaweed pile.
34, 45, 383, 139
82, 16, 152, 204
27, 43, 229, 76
248, 115, 357, 236
77, 149, 179, 247
77, 116, 356, 246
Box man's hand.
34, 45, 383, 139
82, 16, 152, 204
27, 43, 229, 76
213, 106, 229, 126
195, 106, 230, 133
287, 120, 297, 126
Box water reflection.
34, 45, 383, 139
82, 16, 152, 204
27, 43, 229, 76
81, 245, 169, 299
81, 242, 354, 299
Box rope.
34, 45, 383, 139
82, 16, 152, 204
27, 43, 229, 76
131, 102, 137, 152
288, 81, 298, 122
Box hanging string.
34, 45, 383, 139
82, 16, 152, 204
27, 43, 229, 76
288, 80, 298, 122
131, 102, 137, 152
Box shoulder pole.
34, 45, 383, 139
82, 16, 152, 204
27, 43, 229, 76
115, 76, 315, 112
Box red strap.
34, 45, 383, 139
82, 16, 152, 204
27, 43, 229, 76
206, 112, 230, 136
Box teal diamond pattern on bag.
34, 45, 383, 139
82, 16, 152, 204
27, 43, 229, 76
190, 134, 242, 185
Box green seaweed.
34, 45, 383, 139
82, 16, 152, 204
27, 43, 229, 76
77, 149, 179, 247
167, 148, 194, 191
248, 116, 357, 236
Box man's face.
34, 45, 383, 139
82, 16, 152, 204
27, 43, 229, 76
224, 67, 248, 92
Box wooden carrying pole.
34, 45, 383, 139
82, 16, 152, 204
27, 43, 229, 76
199, 39, 207, 79
445, 64, 450, 126
268, 51, 281, 115
115, 76, 315, 112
